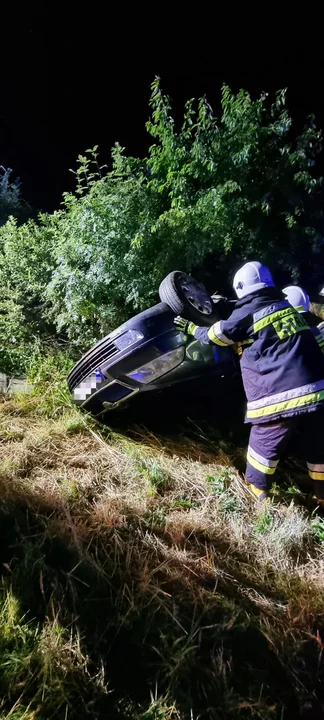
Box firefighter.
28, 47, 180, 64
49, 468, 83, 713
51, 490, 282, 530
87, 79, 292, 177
174, 261, 324, 505
309, 284, 324, 321
317, 285, 324, 303
283, 285, 324, 352
283, 286, 319, 326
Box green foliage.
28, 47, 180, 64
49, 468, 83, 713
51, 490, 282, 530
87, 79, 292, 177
0, 215, 58, 373
26, 347, 75, 416
311, 517, 324, 542
0, 81, 323, 364
0, 589, 97, 718
253, 506, 274, 535
206, 471, 242, 513
0, 167, 30, 226
121, 695, 181, 719
141, 458, 169, 492
27, 346, 75, 387
172, 498, 192, 509
206, 472, 230, 494
0, 289, 37, 374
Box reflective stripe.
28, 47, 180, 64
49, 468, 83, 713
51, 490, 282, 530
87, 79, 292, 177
307, 463, 324, 481
295, 305, 306, 312
247, 390, 324, 419
254, 307, 308, 335
307, 463, 324, 472
248, 446, 278, 468
247, 452, 277, 475
248, 379, 324, 411
188, 322, 198, 335
207, 321, 234, 346
309, 470, 324, 481
253, 301, 289, 324
254, 307, 292, 332
316, 334, 324, 352
207, 326, 228, 346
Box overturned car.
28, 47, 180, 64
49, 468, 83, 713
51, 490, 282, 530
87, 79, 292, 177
67, 271, 239, 418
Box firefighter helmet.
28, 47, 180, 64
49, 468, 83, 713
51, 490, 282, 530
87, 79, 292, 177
283, 285, 310, 313
233, 261, 275, 299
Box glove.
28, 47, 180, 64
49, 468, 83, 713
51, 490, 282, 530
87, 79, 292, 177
174, 316, 197, 336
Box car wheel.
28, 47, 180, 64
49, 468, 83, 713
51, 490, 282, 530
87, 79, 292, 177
159, 271, 220, 326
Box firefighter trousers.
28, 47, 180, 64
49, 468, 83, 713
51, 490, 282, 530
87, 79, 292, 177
245, 411, 324, 501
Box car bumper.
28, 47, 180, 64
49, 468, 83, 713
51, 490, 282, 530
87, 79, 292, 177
70, 329, 186, 413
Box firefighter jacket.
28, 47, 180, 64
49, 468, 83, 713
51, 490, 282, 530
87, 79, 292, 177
302, 312, 324, 354
193, 287, 324, 424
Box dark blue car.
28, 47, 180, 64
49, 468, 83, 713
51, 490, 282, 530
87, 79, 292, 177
68, 272, 239, 418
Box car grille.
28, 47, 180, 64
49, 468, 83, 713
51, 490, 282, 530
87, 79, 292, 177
68, 338, 119, 392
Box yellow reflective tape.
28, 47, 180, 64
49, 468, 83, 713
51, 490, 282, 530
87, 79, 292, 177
309, 470, 324, 481
207, 326, 228, 346
254, 307, 295, 332
307, 462, 324, 472
247, 452, 277, 475
254, 307, 308, 336
188, 322, 198, 335
273, 311, 309, 339
295, 305, 306, 312
247, 390, 324, 419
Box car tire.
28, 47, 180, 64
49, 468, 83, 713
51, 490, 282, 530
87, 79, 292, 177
159, 271, 220, 326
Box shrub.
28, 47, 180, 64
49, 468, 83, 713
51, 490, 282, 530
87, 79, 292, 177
0, 166, 30, 226
0, 80, 323, 361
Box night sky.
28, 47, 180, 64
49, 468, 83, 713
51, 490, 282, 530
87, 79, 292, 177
1, 14, 322, 213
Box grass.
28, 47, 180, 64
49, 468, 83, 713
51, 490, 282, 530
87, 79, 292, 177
0, 354, 323, 717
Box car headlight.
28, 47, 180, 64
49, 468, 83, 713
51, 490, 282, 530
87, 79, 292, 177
114, 329, 143, 351
127, 347, 185, 384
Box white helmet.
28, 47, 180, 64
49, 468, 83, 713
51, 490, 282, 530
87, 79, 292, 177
233, 261, 274, 299
283, 285, 309, 313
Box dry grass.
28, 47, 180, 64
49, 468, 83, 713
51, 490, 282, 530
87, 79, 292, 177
0, 384, 324, 719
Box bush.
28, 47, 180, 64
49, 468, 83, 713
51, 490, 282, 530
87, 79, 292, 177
0, 166, 30, 226
0, 80, 323, 361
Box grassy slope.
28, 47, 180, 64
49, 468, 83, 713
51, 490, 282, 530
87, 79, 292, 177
0, 367, 324, 719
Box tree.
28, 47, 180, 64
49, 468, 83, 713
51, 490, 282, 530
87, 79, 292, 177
0, 79, 323, 358
0, 166, 30, 226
